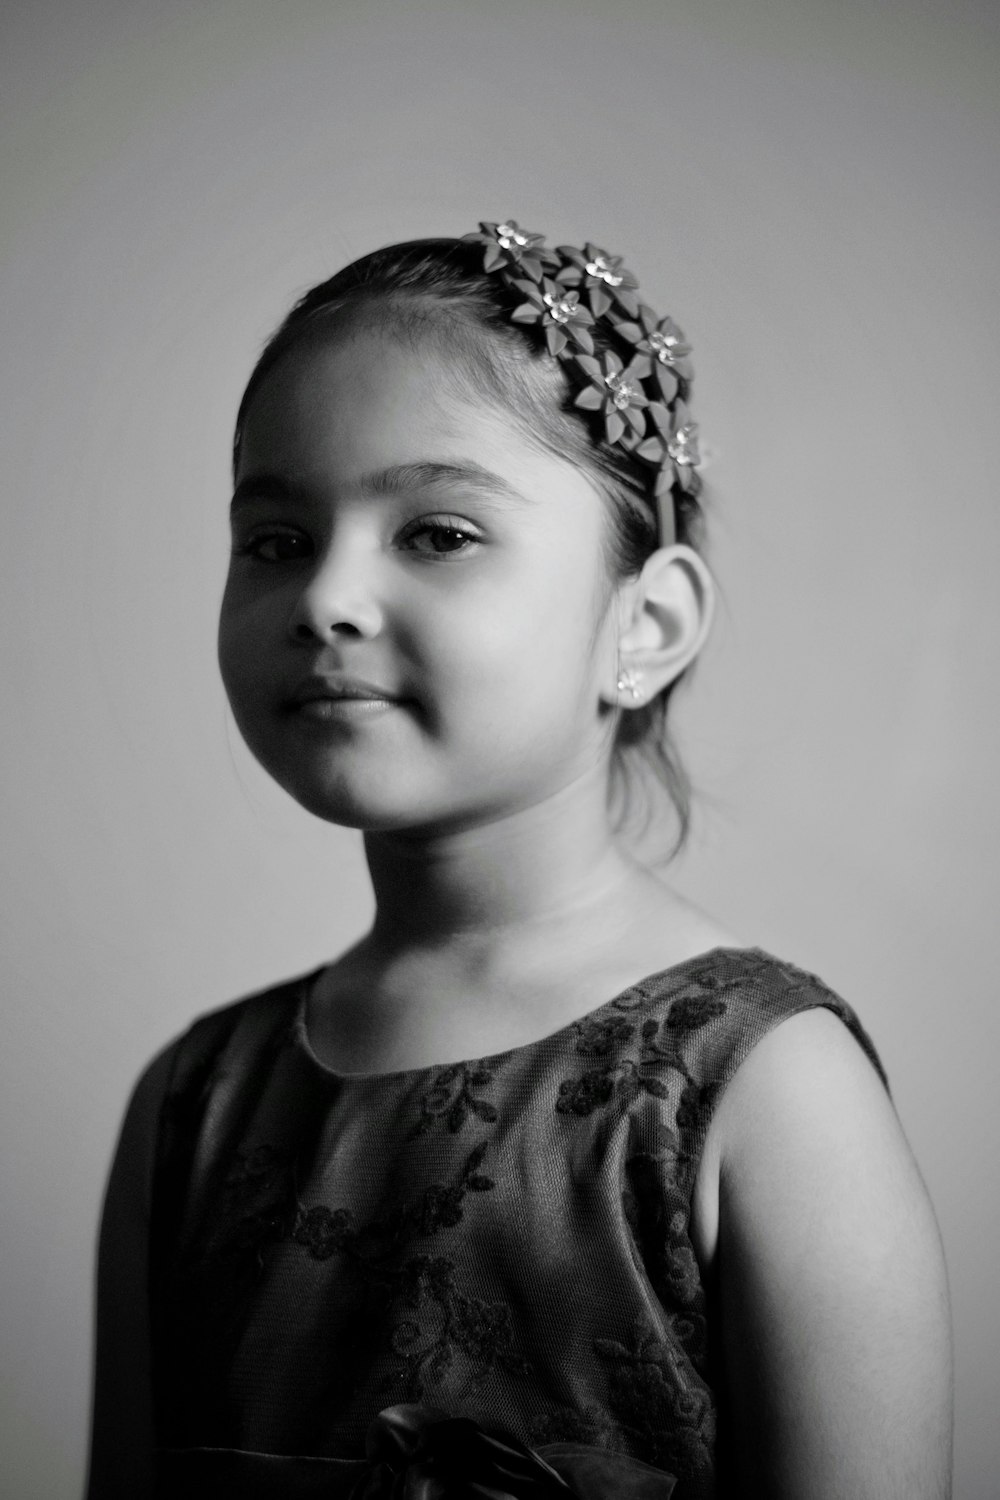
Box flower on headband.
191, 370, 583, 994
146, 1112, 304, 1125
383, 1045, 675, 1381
508, 277, 596, 355
554, 242, 641, 318
636, 400, 702, 495
573, 350, 652, 445
462, 220, 556, 283
617, 307, 693, 403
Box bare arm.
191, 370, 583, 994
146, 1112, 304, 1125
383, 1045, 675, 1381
84, 1045, 174, 1500
695, 1008, 952, 1499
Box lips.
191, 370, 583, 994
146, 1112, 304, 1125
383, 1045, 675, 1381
286, 674, 404, 710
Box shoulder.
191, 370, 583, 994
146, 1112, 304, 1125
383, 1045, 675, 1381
711, 1004, 901, 1219
643, 945, 887, 1092
161, 965, 318, 1094
696, 1000, 952, 1495
111, 966, 319, 1182
684, 951, 890, 1257
690, 970, 949, 1367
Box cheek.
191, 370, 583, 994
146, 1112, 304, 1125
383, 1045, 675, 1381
216, 585, 239, 692
418, 562, 607, 725
217, 579, 272, 712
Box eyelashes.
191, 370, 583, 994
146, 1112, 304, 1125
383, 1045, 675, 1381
396, 516, 482, 557
232, 526, 312, 563
231, 515, 484, 564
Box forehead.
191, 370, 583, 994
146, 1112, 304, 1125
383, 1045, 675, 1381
236, 330, 598, 510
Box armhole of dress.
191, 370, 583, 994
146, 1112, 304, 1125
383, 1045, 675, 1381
708, 964, 889, 1109
682, 964, 890, 1301
682, 961, 890, 1218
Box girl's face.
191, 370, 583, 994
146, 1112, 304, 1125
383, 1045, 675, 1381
219, 329, 623, 835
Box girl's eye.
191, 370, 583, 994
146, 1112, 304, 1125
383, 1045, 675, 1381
233, 528, 313, 563
398, 517, 482, 558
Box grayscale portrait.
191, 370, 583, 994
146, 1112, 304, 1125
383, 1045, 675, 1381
1, 3, 997, 1497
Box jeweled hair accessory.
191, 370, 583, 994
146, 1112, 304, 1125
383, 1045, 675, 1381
463, 220, 702, 543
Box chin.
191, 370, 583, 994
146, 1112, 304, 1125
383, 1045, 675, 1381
288, 770, 519, 840
236, 722, 425, 830
275, 774, 399, 830
272, 763, 449, 834
240, 727, 546, 837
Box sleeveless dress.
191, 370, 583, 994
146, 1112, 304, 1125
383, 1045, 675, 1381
135, 947, 886, 1498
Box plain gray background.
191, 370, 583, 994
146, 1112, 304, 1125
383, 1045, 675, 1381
1, 1, 998, 1495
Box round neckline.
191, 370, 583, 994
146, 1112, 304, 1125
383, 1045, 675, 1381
293, 944, 764, 1084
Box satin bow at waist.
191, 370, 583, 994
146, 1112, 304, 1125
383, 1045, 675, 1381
157, 1402, 678, 1498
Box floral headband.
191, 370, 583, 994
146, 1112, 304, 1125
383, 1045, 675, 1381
462, 220, 701, 545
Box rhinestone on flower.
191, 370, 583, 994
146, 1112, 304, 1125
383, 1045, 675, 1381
585, 253, 624, 286
497, 221, 530, 248
618, 307, 693, 403
648, 321, 691, 365
606, 370, 639, 409
543, 290, 579, 324
637, 401, 702, 495
463, 220, 557, 282
574, 351, 651, 445
508, 277, 595, 355
553, 241, 641, 318
463, 218, 704, 536
668, 421, 700, 468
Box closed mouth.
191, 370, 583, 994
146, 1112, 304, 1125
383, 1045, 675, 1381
287, 675, 402, 708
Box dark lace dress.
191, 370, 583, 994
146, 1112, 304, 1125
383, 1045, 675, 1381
136, 947, 885, 1498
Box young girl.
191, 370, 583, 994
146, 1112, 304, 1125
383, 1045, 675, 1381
86, 222, 952, 1499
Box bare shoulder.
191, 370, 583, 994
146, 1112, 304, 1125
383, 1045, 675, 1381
694, 1006, 953, 1498
695, 1006, 946, 1293
717, 1009, 916, 1200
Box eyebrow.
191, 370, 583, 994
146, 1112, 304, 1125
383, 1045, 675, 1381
230, 460, 534, 512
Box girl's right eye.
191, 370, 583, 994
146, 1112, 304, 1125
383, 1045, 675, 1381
233, 528, 314, 563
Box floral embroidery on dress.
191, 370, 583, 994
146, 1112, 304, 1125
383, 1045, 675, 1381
150, 949, 885, 1491
552, 978, 729, 1440
292, 1202, 357, 1259
555, 990, 726, 1118
594, 1314, 714, 1478
175, 1135, 524, 1402
213, 1142, 499, 1266
388, 1251, 532, 1399
407, 1059, 503, 1140
526, 1401, 617, 1448
290, 1170, 528, 1402
556, 1057, 670, 1115
291, 1145, 496, 1257
574, 1014, 638, 1055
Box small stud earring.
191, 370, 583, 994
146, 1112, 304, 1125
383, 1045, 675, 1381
616, 666, 645, 702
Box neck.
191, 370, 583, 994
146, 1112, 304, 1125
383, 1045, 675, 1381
362, 767, 645, 964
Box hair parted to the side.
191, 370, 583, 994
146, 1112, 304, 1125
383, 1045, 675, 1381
233, 237, 708, 857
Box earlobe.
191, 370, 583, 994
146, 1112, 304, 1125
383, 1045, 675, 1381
614, 545, 714, 705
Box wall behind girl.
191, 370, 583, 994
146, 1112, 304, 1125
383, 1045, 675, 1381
1, 2, 997, 1497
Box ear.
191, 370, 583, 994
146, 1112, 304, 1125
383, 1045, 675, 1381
604, 545, 715, 708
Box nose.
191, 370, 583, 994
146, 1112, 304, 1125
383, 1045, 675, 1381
287, 544, 384, 643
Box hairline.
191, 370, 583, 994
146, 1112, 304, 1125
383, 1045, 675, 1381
234, 293, 626, 580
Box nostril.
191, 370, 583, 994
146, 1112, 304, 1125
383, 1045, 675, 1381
293, 618, 364, 641
287, 586, 381, 642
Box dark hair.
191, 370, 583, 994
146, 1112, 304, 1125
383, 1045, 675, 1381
233, 238, 707, 855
